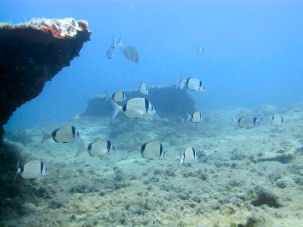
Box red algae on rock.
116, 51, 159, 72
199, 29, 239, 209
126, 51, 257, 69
0, 18, 92, 143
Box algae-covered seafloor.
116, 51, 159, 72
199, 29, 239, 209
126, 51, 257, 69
1, 104, 303, 227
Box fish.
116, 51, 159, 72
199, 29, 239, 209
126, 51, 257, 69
271, 114, 284, 126
16, 160, 48, 179
198, 46, 204, 56
106, 36, 121, 59
111, 97, 156, 119
179, 146, 198, 166
177, 73, 205, 93
107, 90, 126, 103
122, 45, 139, 63
107, 36, 139, 63
237, 115, 260, 129
41, 125, 80, 143
88, 138, 115, 157
41, 126, 85, 157
139, 82, 148, 95
140, 140, 166, 160
187, 111, 203, 123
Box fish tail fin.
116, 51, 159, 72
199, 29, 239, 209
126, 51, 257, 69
105, 91, 112, 102
75, 138, 86, 157
13, 161, 20, 182
255, 119, 261, 127
40, 129, 50, 143
230, 116, 238, 128
111, 34, 116, 46
160, 150, 166, 159
179, 156, 184, 166
133, 135, 141, 147
128, 135, 140, 152
186, 113, 191, 122
177, 73, 185, 89
110, 100, 122, 119
116, 36, 122, 46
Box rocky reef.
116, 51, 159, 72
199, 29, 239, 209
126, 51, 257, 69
0, 18, 91, 143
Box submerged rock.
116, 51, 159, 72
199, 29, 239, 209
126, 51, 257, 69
257, 152, 294, 164
251, 186, 282, 208
236, 212, 266, 227
276, 177, 295, 188
82, 84, 195, 119
0, 18, 91, 143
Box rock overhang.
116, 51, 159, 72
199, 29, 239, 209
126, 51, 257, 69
0, 18, 92, 143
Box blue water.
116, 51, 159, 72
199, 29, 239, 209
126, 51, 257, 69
2, 0, 303, 130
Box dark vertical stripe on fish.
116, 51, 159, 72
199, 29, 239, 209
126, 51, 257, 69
122, 103, 127, 112
20, 165, 24, 174
72, 126, 76, 138
253, 117, 257, 125
186, 78, 191, 87
144, 98, 149, 112
107, 140, 111, 152
52, 128, 59, 143
160, 143, 163, 157
88, 142, 92, 151
192, 147, 196, 158
141, 143, 147, 156
40, 161, 44, 174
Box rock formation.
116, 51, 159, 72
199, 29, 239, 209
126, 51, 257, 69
0, 18, 91, 143
82, 84, 195, 118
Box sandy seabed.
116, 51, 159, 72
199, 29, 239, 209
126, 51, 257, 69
1, 104, 303, 227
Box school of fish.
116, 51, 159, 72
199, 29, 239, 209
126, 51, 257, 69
14, 37, 284, 180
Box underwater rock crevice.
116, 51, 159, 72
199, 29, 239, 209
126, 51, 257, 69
0, 18, 92, 143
